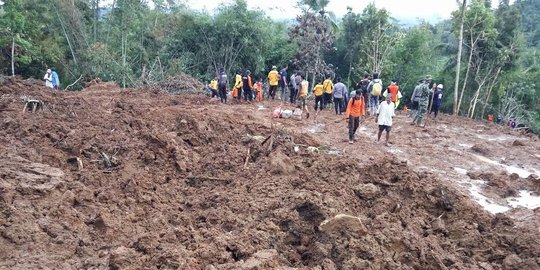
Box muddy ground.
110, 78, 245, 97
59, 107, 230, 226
0, 77, 539, 269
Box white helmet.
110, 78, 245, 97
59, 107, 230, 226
437, 84, 443, 89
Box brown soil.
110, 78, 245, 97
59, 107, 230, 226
1, 77, 539, 269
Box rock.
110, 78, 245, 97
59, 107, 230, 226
512, 140, 526, 146
321, 258, 336, 270
319, 214, 367, 237
108, 246, 138, 269
240, 249, 278, 269
354, 183, 380, 199
269, 151, 294, 175
61, 190, 76, 206
503, 254, 522, 270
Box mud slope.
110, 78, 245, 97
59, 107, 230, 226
0, 78, 539, 270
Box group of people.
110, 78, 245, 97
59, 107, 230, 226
43, 68, 60, 90
207, 66, 446, 145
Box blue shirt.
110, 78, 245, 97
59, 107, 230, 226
279, 69, 287, 87
51, 71, 59, 87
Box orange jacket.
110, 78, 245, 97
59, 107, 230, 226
346, 97, 365, 117
388, 84, 399, 102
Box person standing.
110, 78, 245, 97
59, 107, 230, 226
322, 76, 334, 108
313, 80, 324, 112
233, 70, 243, 100
367, 73, 382, 116
356, 74, 370, 106
267, 66, 280, 100
43, 69, 53, 89
255, 79, 263, 102
345, 90, 365, 144
279, 65, 288, 100
242, 70, 254, 102
297, 74, 310, 119
217, 68, 228, 104
290, 71, 299, 104
332, 77, 348, 115
409, 80, 423, 118
209, 77, 219, 98
412, 75, 432, 127
51, 68, 60, 90
430, 84, 443, 118
376, 93, 395, 146
386, 80, 400, 108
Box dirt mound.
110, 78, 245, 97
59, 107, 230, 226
153, 74, 205, 95
1, 78, 539, 269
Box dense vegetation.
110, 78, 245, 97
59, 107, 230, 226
0, 0, 539, 132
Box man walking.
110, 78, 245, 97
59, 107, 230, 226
297, 74, 310, 119
290, 71, 299, 104
346, 90, 365, 144
332, 77, 348, 115
242, 70, 254, 102
367, 73, 382, 116
376, 93, 395, 146
430, 84, 443, 118
322, 76, 334, 108
217, 68, 228, 103
267, 66, 280, 100
412, 75, 432, 127
279, 65, 288, 100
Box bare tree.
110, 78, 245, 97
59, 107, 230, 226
453, 0, 466, 115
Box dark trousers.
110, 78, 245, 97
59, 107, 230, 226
314, 95, 324, 111
290, 88, 298, 104
334, 98, 343, 115
211, 89, 218, 98
323, 93, 332, 107
349, 117, 360, 141
431, 104, 440, 118
269, 85, 278, 100
244, 88, 253, 101
236, 87, 243, 100
219, 86, 227, 103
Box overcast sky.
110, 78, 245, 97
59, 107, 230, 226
186, 0, 462, 23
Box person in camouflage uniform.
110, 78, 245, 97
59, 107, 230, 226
412, 75, 433, 127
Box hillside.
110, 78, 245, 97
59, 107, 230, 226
0, 77, 539, 270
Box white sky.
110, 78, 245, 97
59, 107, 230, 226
187, 0, 462, 22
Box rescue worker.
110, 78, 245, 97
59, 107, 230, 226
412, 75, 432, 127
267, 66, 280, 100
345, 90, 365, 144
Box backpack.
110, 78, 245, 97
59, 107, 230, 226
371, 81, 382, 96
218, 73, 227, 87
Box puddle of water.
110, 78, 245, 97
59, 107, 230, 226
535, 154, 540, 159
468, 181, 510, 214
507, 190, 540, 209
257, 105, 267, 111
454, 167, 468, 175
475, 134, 514, 142
459, 143, 473, 148
473, 154, 536, 178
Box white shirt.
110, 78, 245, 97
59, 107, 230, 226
44, 73, 53, 88
377, 101, 395, 126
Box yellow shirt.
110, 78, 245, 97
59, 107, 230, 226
210, 79, 217, 90
235, 74, 243, 88
267, 70, 279, 86
299, 80, 309, 97
313, 84, 324, 96
323, 79, 334, 94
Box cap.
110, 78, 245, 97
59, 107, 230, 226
425, 75, 433, 80
272, 65, 277, 70
47, 69, 52, 73
437, 84, 443, 89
